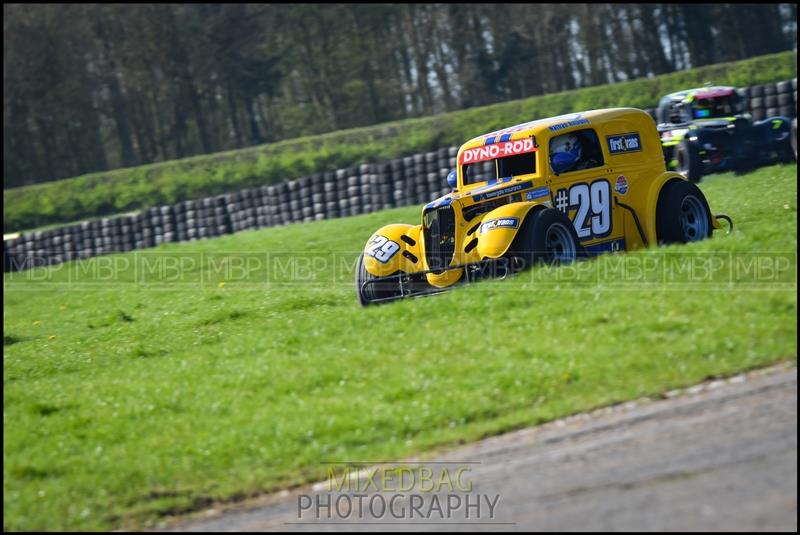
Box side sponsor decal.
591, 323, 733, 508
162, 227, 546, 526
460, 138, 538, 165
548, 114, 590, 132
526, 186, 550, 201
471, 180, 533, 202
480, 217, 519, 234
607, 132, 642, 154
614, 175, 628, 195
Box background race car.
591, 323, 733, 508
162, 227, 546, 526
656, 86, 794, 182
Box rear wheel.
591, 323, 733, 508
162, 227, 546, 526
656, 181, 713, 244
355, 252, 401, 306
675, 140, 703, 183
505, 208, 581, 271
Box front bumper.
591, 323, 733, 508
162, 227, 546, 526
359, 258, 518, 304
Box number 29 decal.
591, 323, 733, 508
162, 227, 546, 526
365, 235, 400, 263
555, 179, 612, 240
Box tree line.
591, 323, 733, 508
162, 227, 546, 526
4, 3, 796, 189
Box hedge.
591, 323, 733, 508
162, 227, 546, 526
4, 51, 796, 232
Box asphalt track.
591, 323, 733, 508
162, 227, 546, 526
166, 364, 797, 532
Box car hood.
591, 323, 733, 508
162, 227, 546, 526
424, 177, 535, 211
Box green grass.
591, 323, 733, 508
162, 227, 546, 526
3, 164, 797, 531
4, 51, 796, 232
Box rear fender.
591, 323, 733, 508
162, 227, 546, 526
362, 223, 423, 277
752, 116, 791, 144
474, 201, 543, 259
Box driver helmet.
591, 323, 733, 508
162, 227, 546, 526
550, 133, 582, 172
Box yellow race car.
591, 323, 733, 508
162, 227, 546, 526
356, 108, 731, 305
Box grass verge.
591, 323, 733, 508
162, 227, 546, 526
3, 164, 797, 530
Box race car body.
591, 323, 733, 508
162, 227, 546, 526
356, 108, 731, 305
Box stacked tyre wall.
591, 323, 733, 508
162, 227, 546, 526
4, 148, 461, 272
738, 79, 797, 120
3, 79, 796, 273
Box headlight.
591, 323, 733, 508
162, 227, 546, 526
703, 143, 717, 150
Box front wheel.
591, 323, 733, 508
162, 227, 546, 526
355, 252, 401, 306
656, 181, 713, 244
505, 208, 582, 271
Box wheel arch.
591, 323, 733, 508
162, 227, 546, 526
473, 201, 547, 259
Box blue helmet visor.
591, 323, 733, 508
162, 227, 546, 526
551, 148, 580, 174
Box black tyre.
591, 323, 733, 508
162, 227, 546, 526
779, 105, 796, 119
506, 208, 582, 271
355, 252, 401, 306
675, 140, 703, 183
778, 93, 793, 106
765, 95, 778, 108
656, 181, 713, 245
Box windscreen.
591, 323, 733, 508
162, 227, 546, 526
692, 94, 742, 119
461, 151, 537, 186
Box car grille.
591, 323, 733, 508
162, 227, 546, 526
423, 206, 456, 273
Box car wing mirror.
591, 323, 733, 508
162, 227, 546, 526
446, 169, 457, 189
